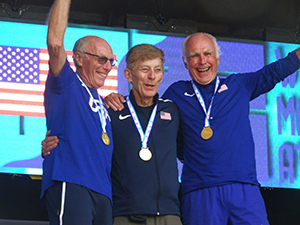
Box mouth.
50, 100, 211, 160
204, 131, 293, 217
196, 67, 210, 72
97, 72, 107, 78
144, 84, 155, 89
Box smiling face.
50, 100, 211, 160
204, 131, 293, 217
183, 33, 220, 85
74, 36, 113, 90
125, 57, 164, 106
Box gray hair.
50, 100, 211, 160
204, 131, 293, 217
72, 37, 89, 67
126, 44, 165, 70
182, 32, 221, 63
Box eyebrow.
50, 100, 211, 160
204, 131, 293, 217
189, 49, 213, 57
205, 49, 213, 54
139, 64, 162, 68
189, 52, 198, 57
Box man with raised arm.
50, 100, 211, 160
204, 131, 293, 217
162, 33, 300, 225
42, 0, 115, 224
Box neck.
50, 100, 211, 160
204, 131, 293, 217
136, 97, 154, 107
132, 91, 154, 107
77, 70, 98, 90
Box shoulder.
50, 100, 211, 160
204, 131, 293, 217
163, 80, 192, 96
108, 102, 128, 117
47, 60, 75, 85
158, 98, 179, 113
158, 97, 176, 105
168, 80, 191, 89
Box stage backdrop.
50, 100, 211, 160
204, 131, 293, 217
0, 21, 299, 189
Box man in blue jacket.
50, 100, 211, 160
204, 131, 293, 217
42, 44, 182, 225
42, 0, 114, 224
161, 32, 300, 225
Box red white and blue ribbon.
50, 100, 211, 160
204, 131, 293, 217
192, 77, 220, 127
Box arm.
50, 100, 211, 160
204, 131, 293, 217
239, 48, 300, 100
296, 48, 300, 60
47, 0, 70, 77
104, 92, 125, 111
41, 130, 59, 157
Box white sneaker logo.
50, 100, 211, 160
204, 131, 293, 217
119, 114, 131, 120
184, 92, 195, 97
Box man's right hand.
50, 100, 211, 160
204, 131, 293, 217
104, 92, 125, 111
41, 130, 59, 158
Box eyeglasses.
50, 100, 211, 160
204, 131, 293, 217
82, 52, 117, 66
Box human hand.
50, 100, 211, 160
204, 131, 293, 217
295, 48, 300, 60
104, 92, 125, 111
41, 130, 59, 158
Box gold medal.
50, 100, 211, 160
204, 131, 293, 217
139, 148, 152, 161
201, 126, 213, 140
102, 132, 110, 145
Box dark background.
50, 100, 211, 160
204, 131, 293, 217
1, 0, 300, 224
0, 0, 300, 43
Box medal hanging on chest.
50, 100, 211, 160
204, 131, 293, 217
201, 126, 213, 140
97, 96, 110, 146
76, 74, 110, 146
126, 96, 157, 161
139, 147, 152, 161
102, 132, 110, 145
192, 78, 220, 140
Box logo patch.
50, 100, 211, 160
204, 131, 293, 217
184, 92, 195, 97
119, 114, 131, 120
160, 111, 172, 120
218, 84, 228, 93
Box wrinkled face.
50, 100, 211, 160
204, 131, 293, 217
183, 33, 220, 85
125, 57, 164, 106
75, 37, 114, 90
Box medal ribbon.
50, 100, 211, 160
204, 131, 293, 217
126, 96, 157, 149
192, 77, 220, 127
76, 74, 107, 133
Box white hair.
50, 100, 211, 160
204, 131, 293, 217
182, 32, 221, 63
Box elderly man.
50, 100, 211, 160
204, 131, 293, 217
104, 32, 300, 225
161, 32, 300, 225
110, 44, 181, 225
42, 44, 182, 225
42, 0, 115, 224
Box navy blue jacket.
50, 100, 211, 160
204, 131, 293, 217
109, 91, 180, 217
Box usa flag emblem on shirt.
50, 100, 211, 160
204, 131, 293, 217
160, 111, 172, 120
0, 45, 118, 117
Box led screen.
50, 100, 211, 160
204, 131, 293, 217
0, 21, 299, 189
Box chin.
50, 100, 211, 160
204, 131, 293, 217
195, 76, 214, 85
144, 89, 157, 96
96, 80, 106, 88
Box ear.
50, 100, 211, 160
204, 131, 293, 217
73, 52, 83, 67
182, 56, 188, 69
217, 57, 220, 65
157, 70, 164, 84
124, 68, 133, 83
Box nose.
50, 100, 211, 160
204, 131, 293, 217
147, 69, 156, 80
102, 60, 112, 71
198, 54, 206, 64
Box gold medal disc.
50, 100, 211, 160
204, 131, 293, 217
139, 148, 152, 161
201, 127, 213, 140
102, 132, 110, 145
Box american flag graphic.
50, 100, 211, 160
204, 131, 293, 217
160, 111, 172, 120
0, 45, 118, 117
